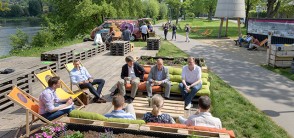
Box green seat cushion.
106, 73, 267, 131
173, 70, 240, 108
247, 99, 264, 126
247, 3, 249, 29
69, 110, 108, 121
173, 68, 182, 75
202, 73, 208, 78
202, 78, 208, 85
196, 88, 211, 96
169, 74, 174, 81
170, 75, 182, 83
171, 82, 181, 93
167, 66, 174, 74
107, 118, 146, 125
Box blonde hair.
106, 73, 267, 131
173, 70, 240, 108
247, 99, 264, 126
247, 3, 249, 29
151, 94, 164, 116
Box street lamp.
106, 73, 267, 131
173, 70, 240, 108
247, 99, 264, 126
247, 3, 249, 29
256, 4, 262, 18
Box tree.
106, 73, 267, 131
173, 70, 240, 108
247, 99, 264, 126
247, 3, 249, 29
29, 0, 43, 16
266, 0, 281, 18
203, 0, 217, 20
245, 0, 260, 27
9, 5, 24, 17
159, 2, 168, 20
0, 2, 10, 12
142, 0, 160, 19
10, 29, 29, 51
183, 0, 204, 18
166, 0, 182, 24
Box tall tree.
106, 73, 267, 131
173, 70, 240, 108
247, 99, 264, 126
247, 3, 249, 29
143, 0, 160, 19
166, 0, 182, 24
245, 0, 260, 27
183, 0, 204, 18
266, 0, 281, 18
203, 0, 217, 20
159, 2, 168, 19
9, 5, 24, 17
28, 0, 43, 16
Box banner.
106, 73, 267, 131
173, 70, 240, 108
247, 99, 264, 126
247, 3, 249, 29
248, 19, 294, 39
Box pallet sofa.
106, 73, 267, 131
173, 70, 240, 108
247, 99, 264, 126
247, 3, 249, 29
62, 110, 234, 138
125, 65, 210, 96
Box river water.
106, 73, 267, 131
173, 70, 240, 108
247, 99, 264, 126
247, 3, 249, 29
0, 20, 41, 57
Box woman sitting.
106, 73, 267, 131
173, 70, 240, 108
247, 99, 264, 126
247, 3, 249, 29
142, 94, 175, 124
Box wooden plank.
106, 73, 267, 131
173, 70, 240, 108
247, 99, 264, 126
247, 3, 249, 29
133, 103, 184, 111
133, 100, 184, 107
135, 110, 184, 119
133, 106, 184, 114
134, 97, 184, 104
271, 45, 294, 51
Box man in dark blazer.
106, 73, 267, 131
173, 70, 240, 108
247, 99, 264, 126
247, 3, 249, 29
117, 56, 145, 102
146, 59, 171, 99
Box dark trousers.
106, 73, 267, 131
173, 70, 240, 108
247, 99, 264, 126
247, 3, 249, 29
41, 104, 74, 121
79, 79, 105, 98
172, 32, 176, 39
142, 33, 147, 41
164, 31, 168, 40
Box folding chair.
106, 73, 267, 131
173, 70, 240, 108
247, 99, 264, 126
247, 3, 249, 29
6, 86, 65, 138
64, 62, 103, 98
34, 69, 85, 109
201, 29, 209, 36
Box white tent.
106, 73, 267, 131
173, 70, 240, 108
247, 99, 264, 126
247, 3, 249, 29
214, 0, 246, 37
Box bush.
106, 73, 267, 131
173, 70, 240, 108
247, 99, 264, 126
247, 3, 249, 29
186, 12, 195, 18
249, 10, 267, 18
31, 30, 54, 47
9, 29, 30, 51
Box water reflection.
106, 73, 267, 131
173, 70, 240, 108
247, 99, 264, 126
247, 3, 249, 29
0, 20, 41, 57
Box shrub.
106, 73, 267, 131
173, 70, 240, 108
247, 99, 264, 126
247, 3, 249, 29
9, 29, 30, 51
186, 12, 195, 18
31, 30, 54, 47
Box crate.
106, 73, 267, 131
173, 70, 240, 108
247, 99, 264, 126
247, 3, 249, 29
268, 44, 294, 67
130, 43, 134, 52
110, 41, 130, 56
147, 37, 161, 50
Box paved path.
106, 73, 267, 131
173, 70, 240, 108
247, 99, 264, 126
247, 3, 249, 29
154, 26, 294, 137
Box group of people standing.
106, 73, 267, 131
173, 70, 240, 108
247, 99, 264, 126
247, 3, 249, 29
163, 23, 191, 42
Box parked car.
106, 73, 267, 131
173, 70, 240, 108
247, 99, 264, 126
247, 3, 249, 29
90, 18, 152, 41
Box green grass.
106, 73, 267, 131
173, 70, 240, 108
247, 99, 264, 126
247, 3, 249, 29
133, 40, 147, 47
154, 41, 290, 137
5, 38, 82, 57
261, 65, 294, 81
156, 40, 189, 57
175, 18, 246, 39
209, 72, 290, 138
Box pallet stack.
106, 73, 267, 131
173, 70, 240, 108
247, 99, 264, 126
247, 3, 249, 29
268, 44, 294, 67
41, 49, 74, 70
110, 41, 130, 56
147, 37, 161, 50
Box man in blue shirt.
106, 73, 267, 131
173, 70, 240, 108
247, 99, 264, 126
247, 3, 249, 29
104, 94, 136, 120
39, 76, 74, 121
70, 60, 106, 103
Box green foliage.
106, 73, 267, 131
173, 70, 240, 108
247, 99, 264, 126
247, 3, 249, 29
183, 0, 204, 18
31, 29, 54, 47
0, 2, 10, 12
159, 2, 168, 20
249, 10, 267, 18
28, 0, 43, 16
8, 5, 24, 17
186, 12, 195, 18
9, 29, 29, 51
142, 0, 160, 19
63, 131, 84, 138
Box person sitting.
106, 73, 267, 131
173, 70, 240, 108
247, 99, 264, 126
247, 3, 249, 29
179, 57, 202, 110
104, 94, 136, 120
70, 59, 106, 103
238, 34, 252, 47
146, 59, 171, 99
178, 96, 222, 129
247, 37, 260, 50
117, 56, 145, 103
122, 26, 131, 41
142, 94, 175, 124
39, 76, 74, 121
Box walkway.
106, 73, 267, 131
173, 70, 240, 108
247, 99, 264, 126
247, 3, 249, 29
154, 26, 294, 137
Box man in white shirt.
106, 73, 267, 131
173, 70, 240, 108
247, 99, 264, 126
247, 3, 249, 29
179, 96, 222, 129
140, 23, 148, 41
179, 57, 202, 109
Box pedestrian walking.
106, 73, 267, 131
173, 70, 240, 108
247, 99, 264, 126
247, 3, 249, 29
171, 24, 177, 41
185, 24, 190, 42
163, 23, 169, 40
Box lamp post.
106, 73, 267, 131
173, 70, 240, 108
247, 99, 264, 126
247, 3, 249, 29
256, 4, 262, 18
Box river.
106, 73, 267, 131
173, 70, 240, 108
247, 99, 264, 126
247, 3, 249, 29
0, 20, 41, 57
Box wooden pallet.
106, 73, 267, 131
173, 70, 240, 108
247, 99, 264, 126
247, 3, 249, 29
110, 41, 130, 56
269, 45, 294, 67
132, 97, 185, 119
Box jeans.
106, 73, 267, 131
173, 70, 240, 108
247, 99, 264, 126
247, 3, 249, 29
172, 32, 176, 40
142, 33, 147, 41
179, 82, 202, 105
164, 31, 168, 40
79, 79, 105, 98
185, 32, 190, 42
42, 105, 74, 121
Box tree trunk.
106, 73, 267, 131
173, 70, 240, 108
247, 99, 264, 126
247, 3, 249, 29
176, 8, 179, 24
266, 0, 281, 18
208, 6, 213, 21
245, 0, 251, 28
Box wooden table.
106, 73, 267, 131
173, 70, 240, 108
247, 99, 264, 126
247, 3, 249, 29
132, 97, 185, 119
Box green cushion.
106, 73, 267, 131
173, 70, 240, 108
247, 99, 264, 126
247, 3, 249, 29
196, 88, 211, 96
167, 66, 174, 74
69, 110, 108, 121
202, 78, 208, 85
171, 82, 180, 93
202, 73, 208, 78
107, 118, 146, 125
173, 68, 182, 75
169, 74, 174, 81
171, 75, 182, 82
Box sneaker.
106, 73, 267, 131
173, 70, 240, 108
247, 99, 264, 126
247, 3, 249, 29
95, 98, 107, 103
184, 103, 192, 110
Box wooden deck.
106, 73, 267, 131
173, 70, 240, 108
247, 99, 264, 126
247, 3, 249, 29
0, 47, 157, 138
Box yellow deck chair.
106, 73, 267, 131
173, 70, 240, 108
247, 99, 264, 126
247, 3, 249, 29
64, 62, 103, 98
34, 69, 85, 109
6, 86, 65, 138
